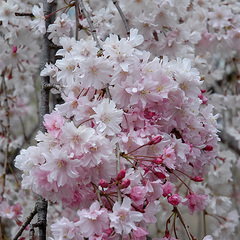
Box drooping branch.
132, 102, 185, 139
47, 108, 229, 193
36, 0, 56, 239
75, 0, 80, 40
13, 207, 37, 240
79, 0, 101, 49
111, 0, 130, 36
1, 74, 10, 199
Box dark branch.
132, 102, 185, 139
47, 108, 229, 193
13, 206, 37, 240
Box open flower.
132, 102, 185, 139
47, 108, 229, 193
92, 99, 123, 135
109, 197, 143, 234
182, 192, 208, 215
76, 201, 109, 238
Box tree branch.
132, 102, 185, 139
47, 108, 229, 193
79, 0, 101, 49
111, 0, 130, 36
13, 206, 37, 240
36, 0, 56, 239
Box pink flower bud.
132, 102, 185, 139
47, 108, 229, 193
105, 228, 113, 236
203, 145, 213, 151
99, 179, 108, 188
191, 176, 203, 182
148, 135, 162, 145
12, 45, 17, 53
153, 157, 163, 164
198, 93, 208, 104
201, 89, 207, 93
154, 171, 166, 179
116, 169, 126, 181
120, 178, 130, 189
167, 193, 182, 206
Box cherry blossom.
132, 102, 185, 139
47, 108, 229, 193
76, 201, 109, 238
1, 0, 240, 239
109, 197, 143, 234
182, 192, 208, 215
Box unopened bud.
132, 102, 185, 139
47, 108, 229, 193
99, 179, 108, 188
167, 193, 182, 206
105, 228, 113, 236
153, 157, 163, 164
116, 169, 126, 181
148, 135, 162, 145
203, 145, 213, 151
198, 93, 208, 104
191, 176, 203, 182
154, 171, 166, 179
12, 45, 17, 53
120, 178, 130, 189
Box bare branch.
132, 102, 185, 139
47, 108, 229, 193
111, 0, 130, 36
13, 206, 37, 240
79, 0, 101, 49
1, 74, 10, 199
75, 0, 80, 40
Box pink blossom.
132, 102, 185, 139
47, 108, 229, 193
162, 147, 176, 169
31, 3, 46, 34
40, 148, 80, 187
109, 197, 143, 234
130, 186, 147, 207
208, 5, 233, 29
43, 111, 65, 138
76, 201, 109, 238
132, 227, 149, 240
0, 0, 18, 27
162, 181, 174, 197
59, 122, 95, 153
79, 57, 112, 89
0, 201, 15, 219
182, 192, 208, 215
51, 217, 81, 240
92, 99, 123, 135
47, 13, 74, 45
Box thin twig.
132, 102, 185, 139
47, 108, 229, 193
75, 0, 80, 40
13, 206, 38, 240
92, 182, 104, 207
15, 12, 34, 17
174, 207, 192, 240
116, 142, 122, 205
79, 0, 101, 49
104, 83, 112, 100
203, 210, 207, 236
111, 0, 130, 36
1, 75, 10, 199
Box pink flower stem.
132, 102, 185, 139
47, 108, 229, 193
171, 171, 193, 195
204, 210, 227, 223
127, 144, 149, 155
173, 207, 193, 240
77, 117, 94, 127
173, 213, 178, 239
45, 5, 70, 20
175, 168, 192, 179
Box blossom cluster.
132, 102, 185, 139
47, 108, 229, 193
0, 0, 240, 239
15, 27, 221, 238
